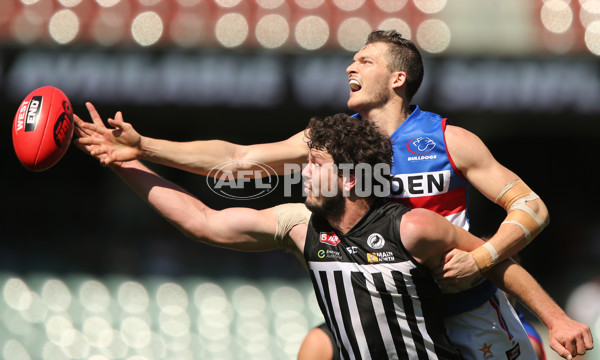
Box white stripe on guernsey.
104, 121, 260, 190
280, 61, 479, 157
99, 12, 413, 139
379, 266, 439, 360
312, 267, 358, 360
445, 210, 469, 230
309, 261, 439, 360
342, 269, 370, 359
364, 271, 397, 358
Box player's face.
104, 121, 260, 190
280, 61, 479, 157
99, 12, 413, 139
302, 149, 345, 217
346, 42, 394, 113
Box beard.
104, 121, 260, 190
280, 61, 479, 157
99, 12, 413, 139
348, 81, 390, 113
305, 190, 346, 220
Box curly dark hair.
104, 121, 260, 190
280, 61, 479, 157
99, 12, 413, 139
305, 113, 391, 197
366, 29, 424, 102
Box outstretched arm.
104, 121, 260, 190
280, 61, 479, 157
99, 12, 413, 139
74, 117, 296, 252
112, 159, 283, 251
436, 125, 549, 284
486, 260, 593, 360
74, 102, 309, 175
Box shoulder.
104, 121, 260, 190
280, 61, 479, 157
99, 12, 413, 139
271, 203, 310, 252
444, 124, 484, 146
399, 208, 448, 244
444, 124, 495, 171
399, 208, 457, 266
401, 208, 441, 231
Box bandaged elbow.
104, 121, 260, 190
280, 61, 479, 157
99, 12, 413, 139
495, 179, 549, 243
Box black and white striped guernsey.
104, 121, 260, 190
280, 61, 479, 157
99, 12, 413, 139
304, 200, 462, 360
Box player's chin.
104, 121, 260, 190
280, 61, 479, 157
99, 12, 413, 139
346, 95, 362, 111
304, 194, 321, 209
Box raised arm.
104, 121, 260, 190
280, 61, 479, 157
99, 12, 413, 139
75, 102, 309, 175
438, 125, 549, 282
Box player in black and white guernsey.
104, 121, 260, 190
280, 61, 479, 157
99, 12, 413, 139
77, 113, 512, 359
304, 200, 457, 359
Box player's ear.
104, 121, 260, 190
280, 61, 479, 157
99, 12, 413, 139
391, 71, 406, 90
341, 172, 356, 196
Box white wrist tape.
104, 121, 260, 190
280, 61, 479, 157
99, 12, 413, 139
471, 242, 499, 272
482, 242, 499, 263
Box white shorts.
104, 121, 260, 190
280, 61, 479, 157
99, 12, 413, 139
444, 289, 537, 360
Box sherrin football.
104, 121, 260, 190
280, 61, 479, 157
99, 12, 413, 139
12, 86, 74, 171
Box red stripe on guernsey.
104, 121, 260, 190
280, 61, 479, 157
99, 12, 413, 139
441, 118, 466, 179
388, 186, 467, 217
489, 296, 514, 341
528, 336, 546, 360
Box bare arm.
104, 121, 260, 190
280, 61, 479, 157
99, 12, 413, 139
486, 260, 593, 359
400, 208, 593, 359
437, 125, 549, 282
75, 115, 294, 252
111, 159, 289, 251
400, 208, 487, 269
75, 102, 309, 175
140, 130, 308, 175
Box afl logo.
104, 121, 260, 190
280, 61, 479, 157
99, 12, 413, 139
367, 233, 385, 249
407, 137, 436, 155
206, 160, 279, 200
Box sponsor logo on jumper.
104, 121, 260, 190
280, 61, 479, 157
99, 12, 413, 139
390, 170, 450, 197
366, 252, 395, 263
320, 232, 340, 246
367, 233, 385, 249
505, 343, 521, 360
319, 249, 342, 260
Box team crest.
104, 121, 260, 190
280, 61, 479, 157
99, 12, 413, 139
320, 232, 340, 246
367, 233, 385, 249
407, 137, 436, 154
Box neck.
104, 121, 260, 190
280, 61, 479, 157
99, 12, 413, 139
358, 100, 412, 136
326, 197, 375, 234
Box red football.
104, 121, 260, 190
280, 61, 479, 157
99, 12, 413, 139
12, 86, 74, 171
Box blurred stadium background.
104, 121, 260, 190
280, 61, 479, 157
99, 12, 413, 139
1, 0, 600, 359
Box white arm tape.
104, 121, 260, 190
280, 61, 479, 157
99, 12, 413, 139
482, 242, 499, 263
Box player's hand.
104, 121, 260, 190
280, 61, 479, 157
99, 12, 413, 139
74, 102, 142, 165
433, 248, 480, 287
547, 314, 593, 359
73, 112, 110, 164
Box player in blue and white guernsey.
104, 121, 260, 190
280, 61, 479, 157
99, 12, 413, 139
386, 106, 469, 227
75, 30, 593, 359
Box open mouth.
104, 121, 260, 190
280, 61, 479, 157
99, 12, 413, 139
349, 79, 362, 92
